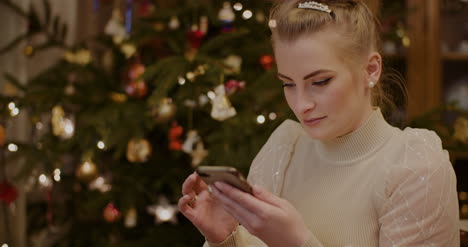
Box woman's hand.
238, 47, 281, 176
211, 182, 312, 247
178, 173, 238, 243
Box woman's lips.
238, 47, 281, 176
303, 116, 327, 126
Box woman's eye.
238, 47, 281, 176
313, 78, 331, 86
282, 82, 295, 88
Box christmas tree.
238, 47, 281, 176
0, 0, 291, 246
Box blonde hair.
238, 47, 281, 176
269, 0, 407, 120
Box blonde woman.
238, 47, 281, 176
179, 1, 460, 246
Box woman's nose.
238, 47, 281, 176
295, 90, 316, 114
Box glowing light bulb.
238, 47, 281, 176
269, 112, 277, 120
10, 108, 19, 116
242, 10, 253, 20
257, 115, 266, 124
233, 2, 243, 11
8, 143, 18, 152
54, 169, 61, 182
7, 102, 15, 110
38, 174, 52, 187
178, 76, 186, 85
97, 141, 105, 150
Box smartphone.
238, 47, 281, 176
196, 166, 253, 194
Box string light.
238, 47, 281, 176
53, 169, 61, 182
97, 141, 106, 150
233, 2, 243, 11
7, 102, 19, 116
256, 115, 266, 124
38, 174, 52, 187
242, 10, 253, 20
7, 102, 15, 110
7, 143, 18, 152
269, 112, 277, 120
2, 244, 9, 247
89, 176, 112, 192
178, 76, 186, 85
10, 107, 19, 117
62, 118, 75, 139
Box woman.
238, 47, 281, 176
178, 1, 460, 246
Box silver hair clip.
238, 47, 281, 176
298, 1, 332, 14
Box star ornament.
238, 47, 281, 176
147, 197, 179, 224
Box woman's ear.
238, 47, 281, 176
366, 52, 382, 86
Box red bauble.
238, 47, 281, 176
169, 122, 183, 151
169, 140, 182, 151
125, 81, 148, 98
0, 181, 18, 205
103, 203, 121, 223
138, 0, 153, 17
259, 55, 274, 70
187, 30, 204, 49
225, 79, 246, 94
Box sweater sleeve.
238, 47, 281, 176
378, 129, 460, 247
202, 119, 306, 247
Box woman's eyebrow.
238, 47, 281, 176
277, 69, 333, 81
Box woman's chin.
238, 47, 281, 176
302, 127, 332, 141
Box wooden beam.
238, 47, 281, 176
406, 0, 427, 120
426, 0, 442, 111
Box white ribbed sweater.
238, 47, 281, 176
204, 109, 460, 247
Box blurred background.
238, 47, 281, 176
0, 0, 467, 246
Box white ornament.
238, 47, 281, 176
218, 2, 235, 23
147, 197, 178, 224
182, 130, 200, 154
210, 84, 237, 121
168, 16, 180, 30
224, 55, 242, 74
191, 141, 208, 167
105, 9, 128, 44
124, 208, 138, 228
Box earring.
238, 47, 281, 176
368, 81, 375, 88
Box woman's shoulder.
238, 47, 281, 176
383, 127, 453, 188
268, 119, 303, 143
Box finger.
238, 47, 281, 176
193, 173, 208, 194
182, 173, 196, 195
252, 184, 284, 208
182, 173, 204, 196
211, 184, 255, 226
178, 194, 195, 218
214, 182, 275, 216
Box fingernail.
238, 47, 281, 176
214, 182, 222, 190
207, 185, 213, 194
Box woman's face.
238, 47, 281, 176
273, 30, 374, 141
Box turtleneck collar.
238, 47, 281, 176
313, 108, 396, 164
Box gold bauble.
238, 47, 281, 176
76, 160, 98, 182
126, 138, 152, 163
462, 204, 468, 218
124, 208, 138, 228
24, 45, 34, 57
110, 92, 128, 103
152, 98, 177, 123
